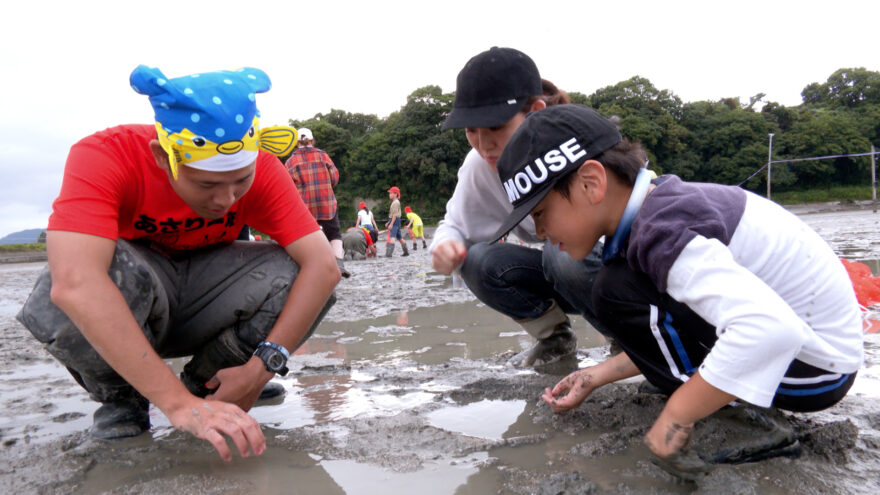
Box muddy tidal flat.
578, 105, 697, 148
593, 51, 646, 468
2, 207, 880, 494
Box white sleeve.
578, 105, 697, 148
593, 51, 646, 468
430, 149, 539, 253
666, 235, 811, 407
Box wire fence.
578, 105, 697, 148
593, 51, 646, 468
738, 148, 880, 192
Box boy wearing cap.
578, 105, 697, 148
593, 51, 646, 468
490, 104, 863, 476
384, 186, 409, 257
433, 47, 605, 368
285, 128, 350, 278
403, 206, 427, 250
16, 66, 340, 462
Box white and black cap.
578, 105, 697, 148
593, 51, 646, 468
491, 104, 622, 242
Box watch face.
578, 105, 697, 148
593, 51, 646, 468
267, 352, 286, 370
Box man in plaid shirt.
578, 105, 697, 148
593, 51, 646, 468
286, 128, 350, 277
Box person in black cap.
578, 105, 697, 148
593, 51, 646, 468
491, 104, 863, 478
431, 47, 606, 368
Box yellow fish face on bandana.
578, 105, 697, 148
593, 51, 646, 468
131, 65, 297, 180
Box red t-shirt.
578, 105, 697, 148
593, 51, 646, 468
49, 124, 319, 251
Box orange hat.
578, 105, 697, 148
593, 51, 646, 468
359, 201, 367, 209
404, 206, 412, 213
388, 186, 401, 197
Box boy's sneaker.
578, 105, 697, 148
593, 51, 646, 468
258, 381, 286, 400
89, 396, 150, 440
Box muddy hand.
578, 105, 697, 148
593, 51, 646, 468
205, 361, 269, 412
169, 398, 266, 462
541, 370, 593, 412
649, 448, 712, 482
644, 417, 710, 480
645, 416, 693, 458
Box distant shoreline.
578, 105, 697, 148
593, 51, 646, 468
0, 251, 47, 264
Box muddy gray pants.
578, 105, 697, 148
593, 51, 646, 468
16, 239, 336, 404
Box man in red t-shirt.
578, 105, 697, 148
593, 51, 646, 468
17, 65, 340, 462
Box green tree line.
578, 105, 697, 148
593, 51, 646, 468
288, 67, 880, 225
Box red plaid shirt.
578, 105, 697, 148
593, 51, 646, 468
285, 146, 339, 220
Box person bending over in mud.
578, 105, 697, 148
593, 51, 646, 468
432, 47, 606, 368
17, 65, 339, 461
488, 104, 863, 478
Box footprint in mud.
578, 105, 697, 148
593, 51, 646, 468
52, 412, 87, 423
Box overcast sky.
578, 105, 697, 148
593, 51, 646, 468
1, 0, 877, 238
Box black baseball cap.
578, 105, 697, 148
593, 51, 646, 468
441, 47, 542, 131
490, 104, 622, 243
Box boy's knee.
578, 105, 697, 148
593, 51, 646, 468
459, 242, 494, 288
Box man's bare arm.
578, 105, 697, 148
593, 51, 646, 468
46, 230, 265, 461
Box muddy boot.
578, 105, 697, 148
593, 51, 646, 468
422, 240, 427, 249
401, 243, 409, 257
508, 301, 577, 368
412, 242, 418, 251
90, 395, 150, 440
336, 258, 351, 278
385, 244, 396, 258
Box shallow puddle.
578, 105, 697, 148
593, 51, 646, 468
427, 399, 529, 440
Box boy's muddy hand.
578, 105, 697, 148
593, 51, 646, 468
644, 414, 693, 458
541, 369, 594, 412
644, 414, 710, 480
168, 398, 266, 462
648, 448, 712, 481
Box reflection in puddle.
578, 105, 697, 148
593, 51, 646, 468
427, 399, 527, 441
321, 454, 488, 495
80, 444, 349, 495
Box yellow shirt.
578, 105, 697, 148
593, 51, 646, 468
406, 212, 423, 227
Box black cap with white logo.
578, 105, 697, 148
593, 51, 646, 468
491, 104, 622, 243
442, 47, 542, 131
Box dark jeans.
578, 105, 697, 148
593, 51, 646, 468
17, 239, 336, 403
592, 258, 854, 412
318, 212, 342, 242
459, 240, 606, 331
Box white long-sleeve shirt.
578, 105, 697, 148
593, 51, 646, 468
430, 149, 541, 252
628, 176, 863, 407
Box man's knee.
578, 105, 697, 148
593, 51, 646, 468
18, 240, 165, 355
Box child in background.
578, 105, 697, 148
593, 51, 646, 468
489, 104, 863, 478
342, 226, 377, 260
384, 186, 409, 258
356, 201, 379, 239
404, 206, 427, 250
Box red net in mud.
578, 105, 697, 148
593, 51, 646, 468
841, 258, 880, 333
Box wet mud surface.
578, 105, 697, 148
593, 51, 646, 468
2, 210, 880, 494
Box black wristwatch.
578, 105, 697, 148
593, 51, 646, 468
253, 341, 290, 376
